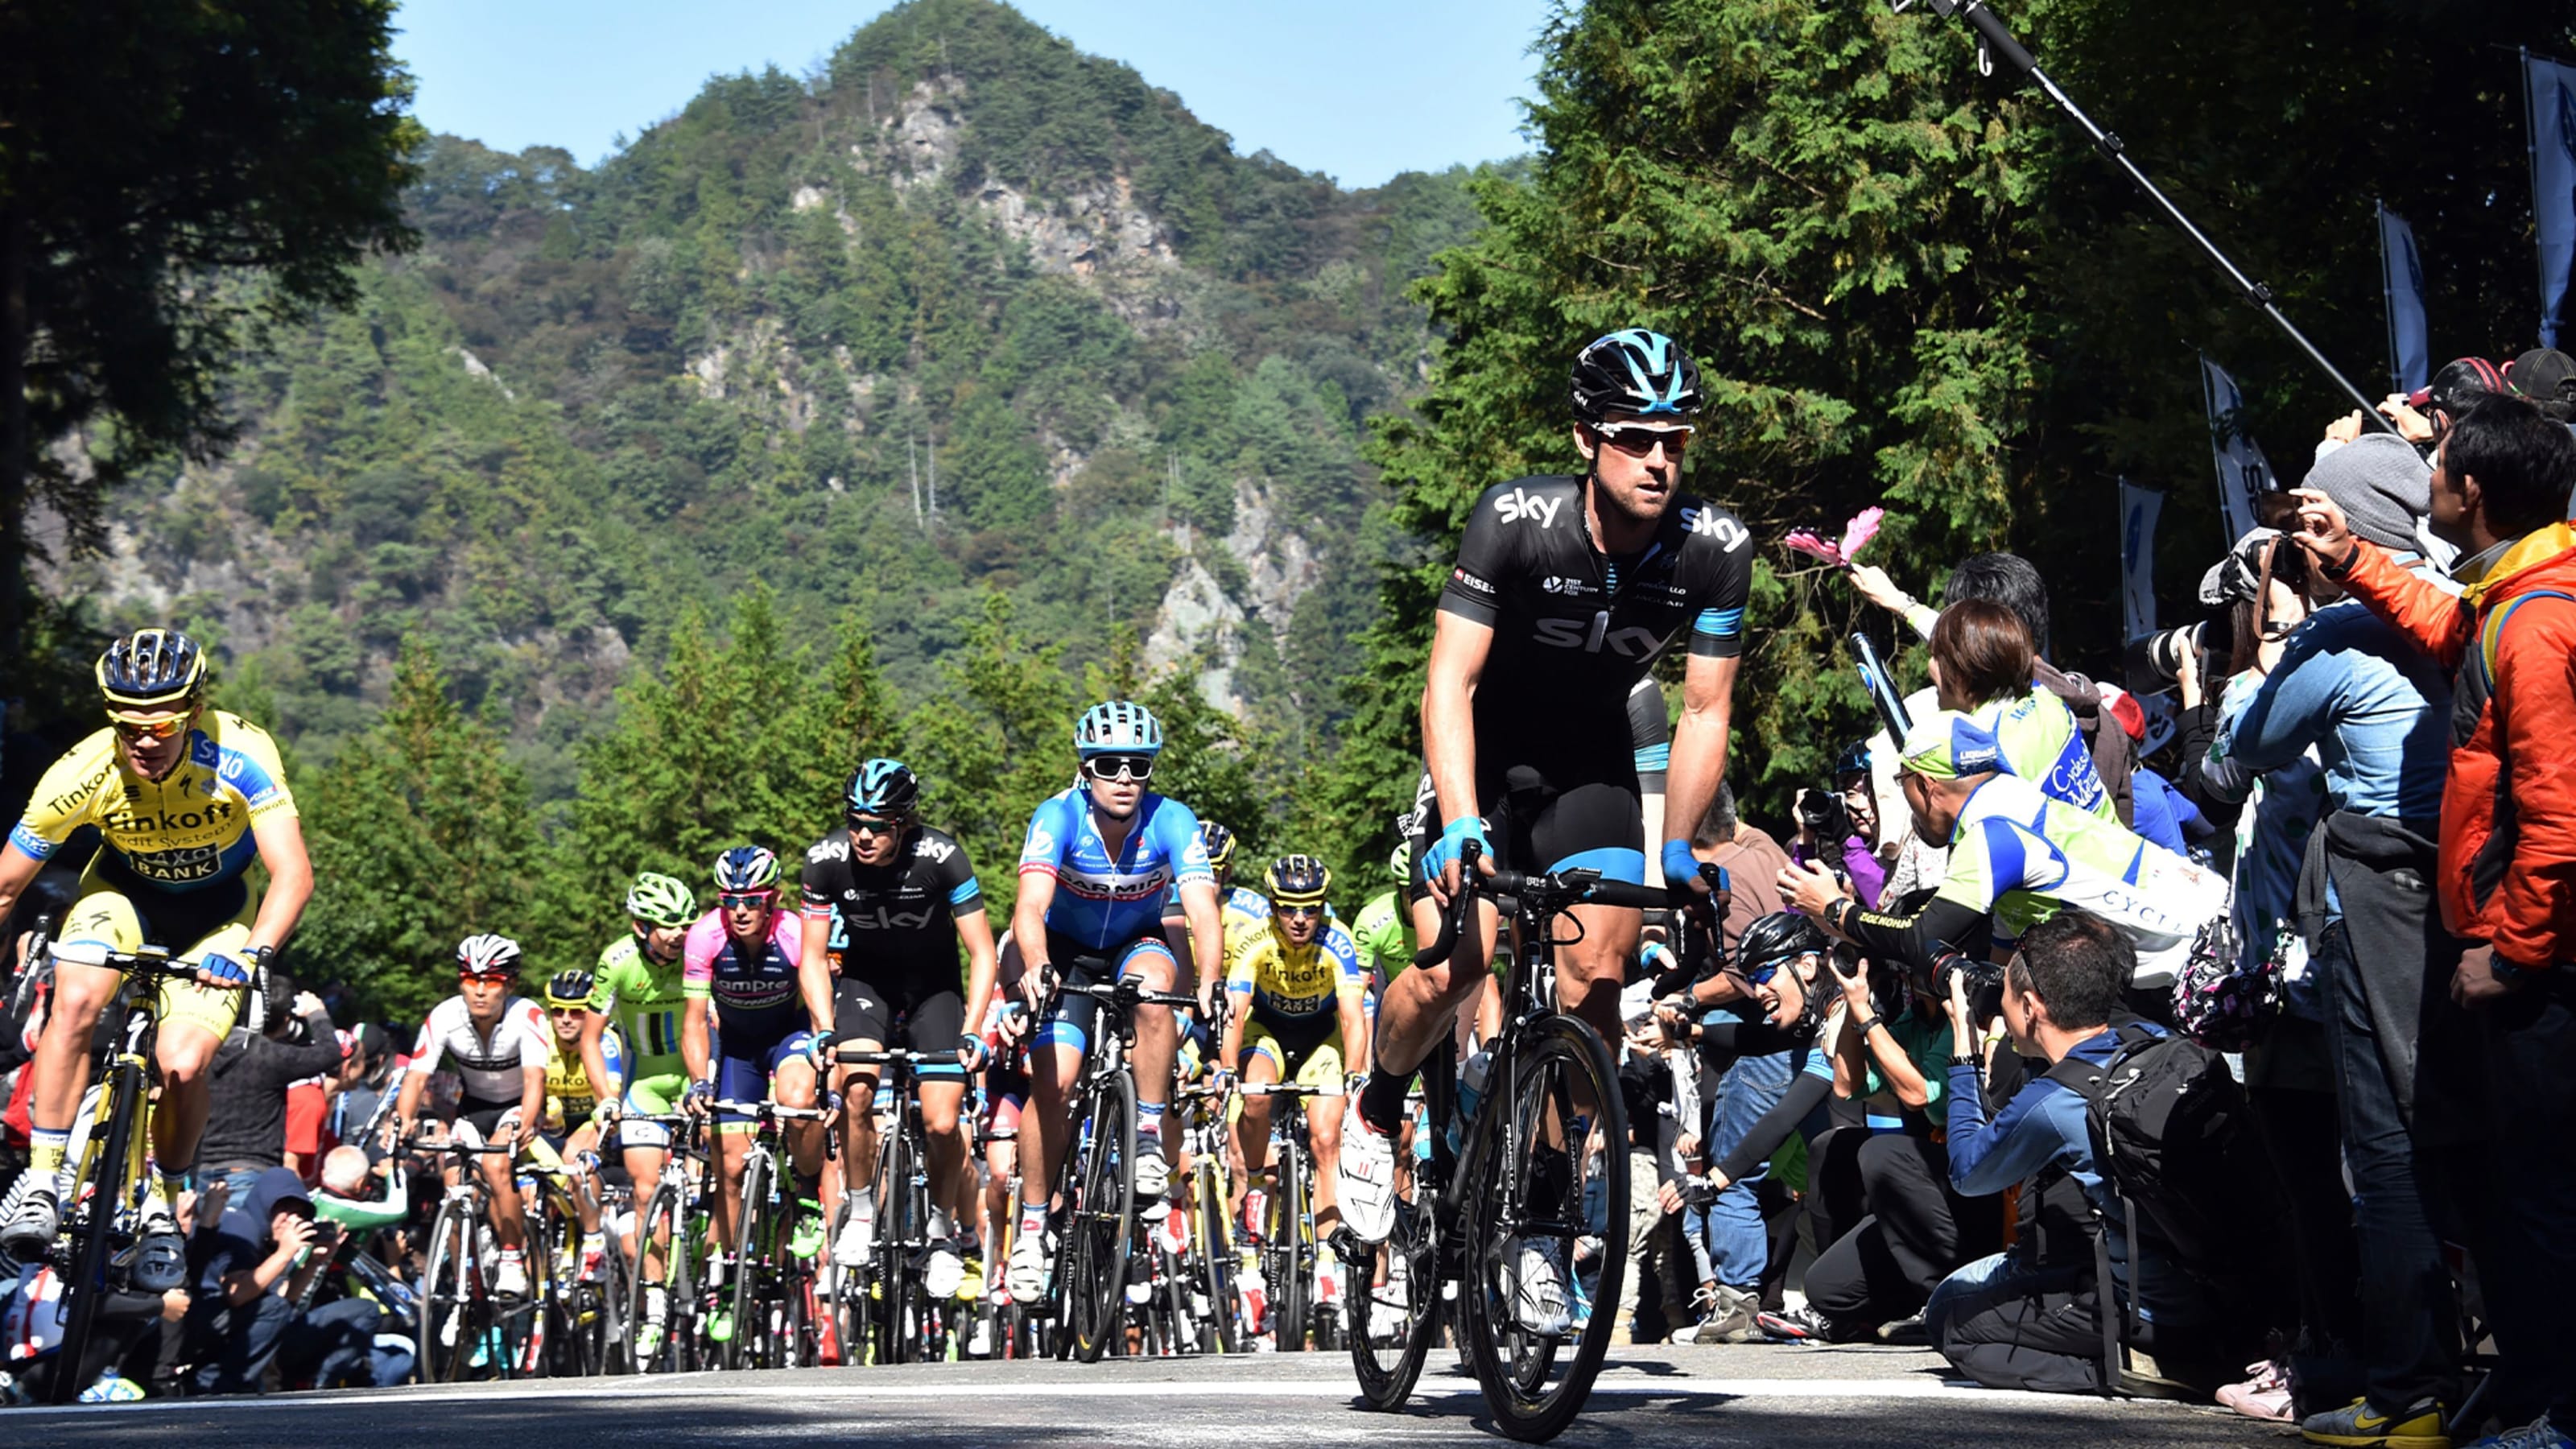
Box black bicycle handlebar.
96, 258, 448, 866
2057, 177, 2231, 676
1412, 841, 1715, 969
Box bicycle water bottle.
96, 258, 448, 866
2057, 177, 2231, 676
1447, 1046, 1493, 1156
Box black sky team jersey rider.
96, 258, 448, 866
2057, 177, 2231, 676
1342, 329, 1752, 1333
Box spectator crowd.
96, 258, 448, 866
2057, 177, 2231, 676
1606, 353, 2576, 1449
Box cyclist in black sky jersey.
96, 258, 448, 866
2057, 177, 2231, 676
799, 758, 998, 1291
1340, 331, 1752, 1329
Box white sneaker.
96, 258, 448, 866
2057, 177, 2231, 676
924, 1244, 965, 1300
1006, 1231, 1049, 1301
834, 1205, 876, 1268
1133, 1146, 1170, 1199
1335, 1100, 1397, 1243
967, 1317, 993, 1357
1505, 1236, 1570, 1336
493, 1252, 530, 1298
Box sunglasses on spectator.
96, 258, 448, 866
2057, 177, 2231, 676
109, 712, 192, 743
848, 815, 910, 838
718, 890, 776, 910
1590, 422, 1694, 456
1083, 753, 1154, 783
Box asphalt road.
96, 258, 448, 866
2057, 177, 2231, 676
10, 1343, 2294, 1447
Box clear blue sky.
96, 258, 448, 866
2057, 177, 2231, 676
393, 0, 1552, 188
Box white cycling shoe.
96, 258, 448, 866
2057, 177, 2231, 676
1133, 1147, 1170, 1200
1335, 1100, 1398, 1244
1505, 1236, 1571, 1336
1005, 1232, 1050, 1302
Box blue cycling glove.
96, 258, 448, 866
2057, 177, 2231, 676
198, 950, 252, 988
1660, 840, 1702, 889
1422, 816, 1492, 884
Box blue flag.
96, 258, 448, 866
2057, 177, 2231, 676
2528, 53, 2576, 349
2378, 202, 2429, 396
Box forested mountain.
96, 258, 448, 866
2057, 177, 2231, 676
41, 0, 1477, 804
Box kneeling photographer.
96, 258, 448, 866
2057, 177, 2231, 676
1761, 944, 2008, 1344
1924, 912, 2248, 1396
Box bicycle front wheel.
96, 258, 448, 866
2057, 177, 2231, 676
50, 1064, 147, 1405
1192, 1163, 1241, 1356
1063, 1071, 1136, 1363
727, 1151, 773, 1371
1268, 1141, 1311, 1353
1458, 1013, 1629, 1443
418, 1199, 480, 1384
1348, 1146, 1442, 1409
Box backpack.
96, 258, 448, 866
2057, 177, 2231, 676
2045, 1023, 2265, 1387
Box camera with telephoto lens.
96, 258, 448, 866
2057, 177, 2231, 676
1926, 943, 2006, 1021
2142, 621, 2209, 683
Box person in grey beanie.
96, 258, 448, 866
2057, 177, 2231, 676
2207, 427, 2481, 1435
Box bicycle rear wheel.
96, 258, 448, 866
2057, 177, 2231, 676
1063, 1071, 1136, 1363
49, 1064, 145, 1405
1457, 1014, 1628, 1443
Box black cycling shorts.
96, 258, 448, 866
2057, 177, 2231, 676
1407, 752, 1645, 901
832, 972, 966, 1081
1037, 929, 1178, 1057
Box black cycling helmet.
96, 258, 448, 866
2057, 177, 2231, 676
845, 758, 920, 818
97, 628, 209, 715
1199, 822, 1237, 877
1263, 853, 1331, 909
544, 970, 594, 1009
1832, 739, 1872, 781
1570, 328, 1703, 423
1736, 911, 1827, 978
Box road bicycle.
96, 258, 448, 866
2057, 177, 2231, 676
1340, 843, 1686, 1441
832, 1045, 965, 1364
711, 1096, 836, 1370
1239, 1080, 1328, 1353
621, 1110, 716, 1373
1170, 1076, 1241, 1356
18, 925, 265, 1404
1042, 972, 1196, 1363
408, 1133, 551, 1383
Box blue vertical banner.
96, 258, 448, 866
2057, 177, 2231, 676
2377, 201, 2429, 397
2118, 480, 2163, 646
2199, 355, 2273, 546
2528, 52, 2576, 349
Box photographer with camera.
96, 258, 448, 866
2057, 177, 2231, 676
1924, 910, 2231, 1394
1754, 938, 2004, 1344
2222, 431, 2487, 1447
2291, 393, 2576, 1449
1792, 767, 1884, 910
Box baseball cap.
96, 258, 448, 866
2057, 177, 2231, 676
1898, 711, 2003, 780
2408, 356, 2504, 415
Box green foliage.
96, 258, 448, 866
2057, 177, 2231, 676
1317, 0, 2576, 868
1, 0, 423, 669
294, 638, 536, 1019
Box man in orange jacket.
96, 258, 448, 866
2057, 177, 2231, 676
2292, 392, 2576, 1449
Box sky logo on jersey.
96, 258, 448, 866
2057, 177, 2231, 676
1533, 613, 1666, 658
1493, 487, 1562, 527
1679, 505, 1748, 551
1541, 576, 1589, 596
842, 905, 937, 931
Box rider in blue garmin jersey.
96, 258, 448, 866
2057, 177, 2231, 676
1003, 700, 1224, 1299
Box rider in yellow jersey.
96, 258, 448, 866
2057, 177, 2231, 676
1220, 856, 1371, 1247
538, 968, 621, 1282
0, 630, 315, 1282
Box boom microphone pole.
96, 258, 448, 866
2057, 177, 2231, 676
1893, 0, 2396, 433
